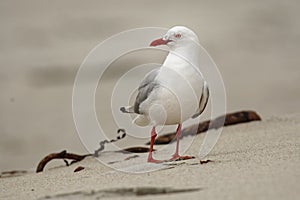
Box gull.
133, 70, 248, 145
120, 26, 209, 163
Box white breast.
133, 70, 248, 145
139, 52, 204, 126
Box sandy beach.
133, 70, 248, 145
0, 0, 300, 199
1, 114, 300, 199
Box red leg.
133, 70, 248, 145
147, 127, 162, 163
173, 124, 182, 158
170, 124, 194, 161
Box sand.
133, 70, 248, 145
1, 114, 299, 200
0, 0, 300, 199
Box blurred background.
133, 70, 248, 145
0, 0, 299, 171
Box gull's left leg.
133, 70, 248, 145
170, 124, 194, 161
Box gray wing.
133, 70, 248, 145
133, 68, 160, 114
192, 81, 209, 119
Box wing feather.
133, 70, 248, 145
192, 81, 209, 118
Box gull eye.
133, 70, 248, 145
175, 33, 182, 38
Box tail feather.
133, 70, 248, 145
120, 106, 149, 126
120, 106, 134, 113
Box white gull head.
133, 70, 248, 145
150, 26, 201, 70
150, 26, 200, 50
